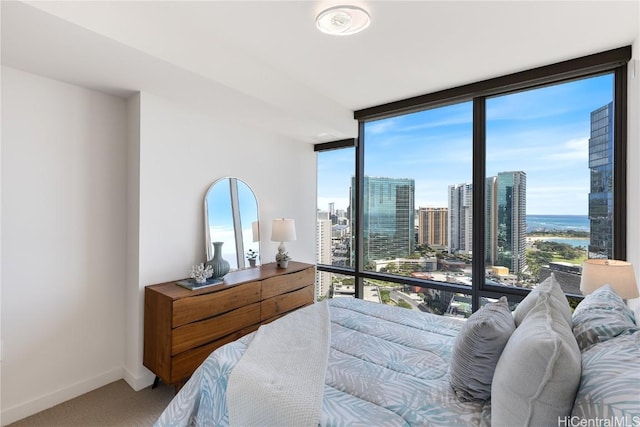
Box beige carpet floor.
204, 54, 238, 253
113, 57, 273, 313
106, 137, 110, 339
7, 380, 175, 427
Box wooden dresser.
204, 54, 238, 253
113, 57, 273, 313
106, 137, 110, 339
143, 261, 315, 387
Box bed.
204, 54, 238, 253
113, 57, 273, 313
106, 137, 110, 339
155, 275, 640, 427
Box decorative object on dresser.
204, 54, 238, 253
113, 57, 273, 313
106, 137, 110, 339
143, 261, 315, 390
275, 249, 291, 269
246, 249, 258, 268
271, 218, 296, 268
190, 263, 213, 284
205, 241, 230, 279
204, 177, 259, 270
176, 264, 221, 291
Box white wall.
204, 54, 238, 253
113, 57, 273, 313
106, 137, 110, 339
0, 67, 128, 424
123, 93, 317, 387
124, 93, 141, 388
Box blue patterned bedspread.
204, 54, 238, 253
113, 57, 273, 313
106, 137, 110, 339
155, 298, 492, 426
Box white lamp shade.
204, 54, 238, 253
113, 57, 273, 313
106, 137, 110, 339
252, 221, 260, 243
580, 259, 639, 299
271, 219, 296, 243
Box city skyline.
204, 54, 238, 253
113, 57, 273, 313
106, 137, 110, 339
317, 73, 613, 216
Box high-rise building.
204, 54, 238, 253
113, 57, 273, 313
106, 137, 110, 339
316, 219, 333, 298
317, 210, 330, 221
447, 173, 526, 276
495, 171, 527, 276
418, 207, 448, 247
588, 102, 613, 259
448, 183, 473, 254
352, 176, 415, 264
485, 176, 498, 266
328, 202, 337, 224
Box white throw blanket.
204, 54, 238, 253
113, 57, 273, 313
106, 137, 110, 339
227, 301, 331, 427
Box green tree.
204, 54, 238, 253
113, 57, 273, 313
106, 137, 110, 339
379, 289, 391, 304
396, 299, 412, 309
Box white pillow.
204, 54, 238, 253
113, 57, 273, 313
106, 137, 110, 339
492, 292, 581, 426
513, 273, 572, 327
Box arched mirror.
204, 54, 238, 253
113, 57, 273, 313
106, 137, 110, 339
204, 177, 260, 270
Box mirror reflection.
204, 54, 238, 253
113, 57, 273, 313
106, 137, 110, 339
205, 177, 260, 270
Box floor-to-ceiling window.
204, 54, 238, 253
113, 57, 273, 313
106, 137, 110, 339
316, 46, 630, 314
485, 74, 614, 295
316, 142, 355, 300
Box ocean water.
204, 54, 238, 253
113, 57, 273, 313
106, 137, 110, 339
542, 238, 589, 248
526, 214, 589, 233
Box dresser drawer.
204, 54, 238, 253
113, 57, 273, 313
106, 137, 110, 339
172, 302, 260, 355
170, 323, 259, 383
261, 267, 315, 300
261, 284, 314, 322
172, 281, 261, 327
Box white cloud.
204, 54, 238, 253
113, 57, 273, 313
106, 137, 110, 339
366, 118, 398, 135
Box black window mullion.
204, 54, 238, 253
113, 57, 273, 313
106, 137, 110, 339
314, 138, 356, 152
355, 124, 365, 298
613, 64, 627, 260
471, 97, 486, 312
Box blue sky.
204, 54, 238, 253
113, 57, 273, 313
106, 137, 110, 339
318, 73, 614, 215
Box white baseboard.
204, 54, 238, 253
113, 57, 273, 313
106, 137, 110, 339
122, 366, 155, 391
1, 367, 123, 426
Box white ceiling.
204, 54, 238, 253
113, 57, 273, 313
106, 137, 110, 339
2, 0, 639, 144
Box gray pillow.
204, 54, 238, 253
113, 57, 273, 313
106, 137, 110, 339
513, 273, 572, 327
572, 285, 638, 351
449, 296, 515, 401
492, 292, 582, 426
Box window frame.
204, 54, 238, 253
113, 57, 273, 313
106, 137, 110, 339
316, 46, 630, 311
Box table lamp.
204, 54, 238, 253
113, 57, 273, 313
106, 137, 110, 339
271, 218, 296, 264
580, 259, 639, 299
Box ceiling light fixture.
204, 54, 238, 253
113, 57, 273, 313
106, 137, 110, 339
316, 5, 370, 36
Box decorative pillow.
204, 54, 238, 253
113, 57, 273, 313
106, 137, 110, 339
571, 331, 640, 422
449, 296, 515, 401
513, 273, 572, 327
492, 292, 582, 426
572, 285, 638, 351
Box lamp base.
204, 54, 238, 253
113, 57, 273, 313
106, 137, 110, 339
276, 260, 289, 269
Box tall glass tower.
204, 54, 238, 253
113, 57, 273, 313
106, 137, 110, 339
352, 176, 415, 266
485, 176, 498, 266
448, 183, 473, 254
588, 102, 613, 259
496, 171, 527, 276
